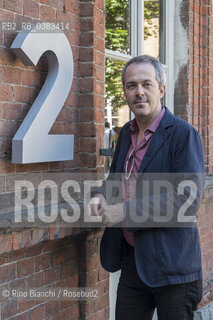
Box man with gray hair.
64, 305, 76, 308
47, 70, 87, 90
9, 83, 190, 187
89, 55, 205, 319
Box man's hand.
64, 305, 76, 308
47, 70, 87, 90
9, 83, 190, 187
102, 203, 125, 226
88, 193, 107, 218
88, 194, 125, 226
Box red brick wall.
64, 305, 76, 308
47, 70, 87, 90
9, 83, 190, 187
0, 0, 105, 174
188, 0, 212, 173
175, 0, 212, 172
198, 193, 213, 307
0, 231, 108, 320
188, 0, 213, 306
175, 0, 213, 308
209, 0, 213, 174
78, 0, 105, 172
0, 0, 107, 319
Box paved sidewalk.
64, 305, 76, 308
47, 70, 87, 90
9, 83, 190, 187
152, 302, 213, 319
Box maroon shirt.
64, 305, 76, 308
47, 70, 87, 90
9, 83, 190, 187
122, 107, 165, 246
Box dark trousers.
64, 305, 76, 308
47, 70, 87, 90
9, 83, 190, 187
116, 245, 203, 320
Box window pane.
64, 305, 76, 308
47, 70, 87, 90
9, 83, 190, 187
143, 0, 161, 59
105, 0, 131, 55
105, 58, 130, 128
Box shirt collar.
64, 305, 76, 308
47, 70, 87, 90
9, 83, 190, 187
130, 107, 165, 134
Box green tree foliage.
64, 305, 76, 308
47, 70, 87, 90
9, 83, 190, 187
105, 0, 130, 54
144, 0, 160, 39
105, 0, 129, 109
105, 58, 126, 109
105, 0, 159, 110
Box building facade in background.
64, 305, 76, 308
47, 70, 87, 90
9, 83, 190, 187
0, 0, 212, 319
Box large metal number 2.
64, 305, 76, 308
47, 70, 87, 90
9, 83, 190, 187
11, 27, 74, 163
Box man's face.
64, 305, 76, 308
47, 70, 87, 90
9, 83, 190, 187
124, 63, 166, 121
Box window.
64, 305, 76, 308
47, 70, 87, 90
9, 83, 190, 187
105, 0, 131, 129
105, 0, 174, 132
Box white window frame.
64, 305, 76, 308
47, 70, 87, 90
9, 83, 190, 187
163, 0, 175, 112
105, 0, 143, 60
105, 0, 175, 115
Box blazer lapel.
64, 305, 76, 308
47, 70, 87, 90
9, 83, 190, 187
138, 108, 174, 173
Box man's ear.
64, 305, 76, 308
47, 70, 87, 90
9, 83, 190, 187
159, 85, 166, 99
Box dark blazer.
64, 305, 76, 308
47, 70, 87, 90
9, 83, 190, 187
100, 107, 205, 287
